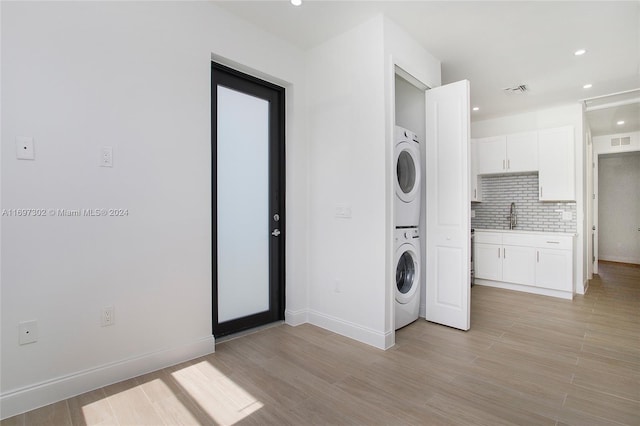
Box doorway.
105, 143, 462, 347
211, 62, 285, 338
597, 151, 640, 265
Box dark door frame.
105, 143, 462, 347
211, 62, 285, 338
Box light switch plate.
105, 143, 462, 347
335, 204, 352, 219
16, 137, 35, 160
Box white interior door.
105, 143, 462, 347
424, 80, 471, 331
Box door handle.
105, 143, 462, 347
271, 229, 281, 237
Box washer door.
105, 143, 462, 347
395, 243, 420, 304
395, 141, 421, 203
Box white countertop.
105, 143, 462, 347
473, 229, 577, 237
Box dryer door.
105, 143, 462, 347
395, 141, 421, 203
395, 244, 420, 304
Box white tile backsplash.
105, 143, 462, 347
471, 173, 576, 233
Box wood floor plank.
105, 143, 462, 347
23, 401, 72, 426
563, 386, 640, 426
5, 261, 639, 425
66, 389, 116, 426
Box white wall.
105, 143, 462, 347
471, 103, 586, 294
305, 15, 389, 348
304, 15, 441, 349
1, 1, 307, 418
598, 152, 640, 264
395, 75, 425, 142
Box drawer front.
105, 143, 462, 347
502, 233, 538, 247
532, 235, 573, 250
474, 232, 502, 245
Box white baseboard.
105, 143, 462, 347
599, 255, 640, 265
474, 279, 573, 300
307, 309, 390, 350
0, 335, 215, 420
419, 303, 426, 318
284, 308, 308, 326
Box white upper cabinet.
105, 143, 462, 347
470, 139, 482, 201
475, 131, 537, 175
538, 126, 575, 201
476, 136, 506, 175
506, 132, 538, 173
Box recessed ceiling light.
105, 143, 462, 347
583, 83, 592, 89
291, 0, 302, 5
617, 120, 625, 125
574, 49, 587, 56
472, 107, 479, 111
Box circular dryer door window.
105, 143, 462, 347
395, 142, 421, 203
395, 247, 419, 304
397, 151, 416, 194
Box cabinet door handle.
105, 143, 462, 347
503, 159, 506, 170
503, 248, 506, 258
498, 248, 501, 258
474, 188, 477, 199
546, 241, 560, 244
507, 159, 510, 169
540, 187, 543, 198
537, 251, 539, 262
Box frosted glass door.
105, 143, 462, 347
217, 86, 270, 323
212, 62, 285, 338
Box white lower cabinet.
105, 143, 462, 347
502, 245, 536, 285
474, 231, 574, 298
475, 243, 503, 281
536, 248, 573, 291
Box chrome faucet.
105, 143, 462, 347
509, 202, 517, 230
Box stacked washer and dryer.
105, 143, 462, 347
394, 126, 422, 330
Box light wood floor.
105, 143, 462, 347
2, 261, 639, 425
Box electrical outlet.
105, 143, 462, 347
101, 306, 115, 327
16, 136, 35, 160
19, 320, 38, 345
101, 146, 113, 167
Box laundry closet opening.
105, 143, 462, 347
394, 70, 427, 327
393, 66, 472, 333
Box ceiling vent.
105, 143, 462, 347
503, 84, 529, 95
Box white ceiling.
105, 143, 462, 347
216, 1, 640, 134
584, 90, 640, 136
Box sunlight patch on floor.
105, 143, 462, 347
171, 360, 264, 425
